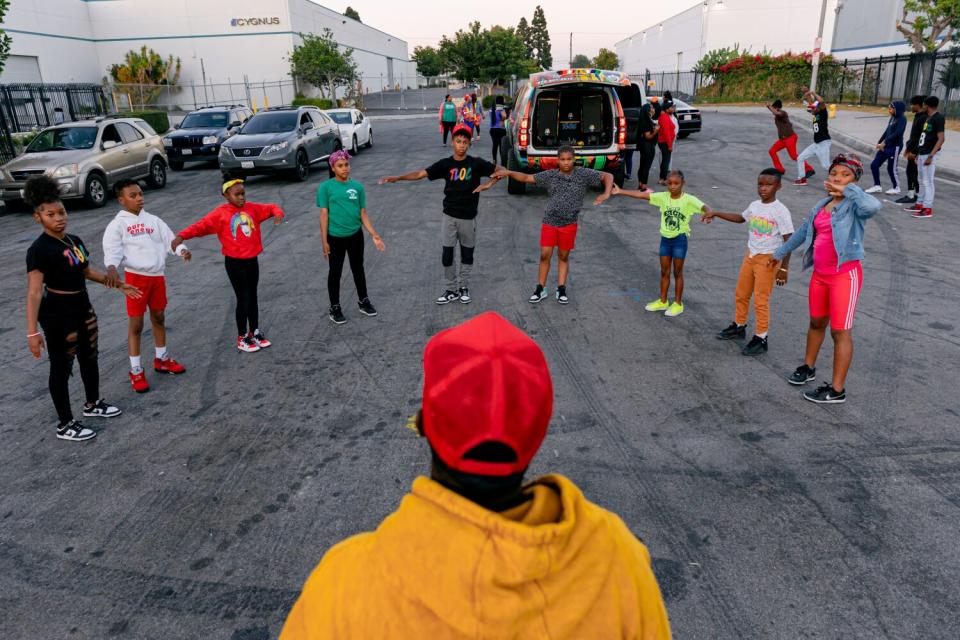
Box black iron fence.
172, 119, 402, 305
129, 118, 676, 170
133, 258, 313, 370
0, 83, 111, 134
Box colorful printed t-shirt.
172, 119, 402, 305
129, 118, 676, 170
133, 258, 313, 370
26, 232, 89, 291
317, 178, 365, 238
813, 208, 858, 274
425, 155, 496, 220
534, 167, 604, 227
649, 192, 705, 239
742, 199, 794, 256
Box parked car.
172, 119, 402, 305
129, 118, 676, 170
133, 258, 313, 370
219, 106, 342, 181
502, 68, 634, 194
0, 117, 168, 208
673, 99, 702, 138
164, 105, 253, 170
325, 108, 373, 155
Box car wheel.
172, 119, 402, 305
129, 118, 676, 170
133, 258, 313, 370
293, 149, 309, 182
146, 158, 167, 188
364, 128, 373, 148
351, 135, 359, 155
169, 160, 184, 171
504, 139, 525, 195
83, 173, 107, 208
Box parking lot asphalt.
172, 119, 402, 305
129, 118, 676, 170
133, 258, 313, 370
1, 113, 959, 639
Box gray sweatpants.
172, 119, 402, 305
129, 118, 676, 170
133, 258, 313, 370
441, 214, 477, 290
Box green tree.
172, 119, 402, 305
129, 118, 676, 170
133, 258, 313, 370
412, 45, 448, 78
0, 0, 12, 79
108, 46, 182, 86
343, 6, 361, 22
896, 0, 960, 51
530, 5, 552, 69
439, 22, 485, 84
289, 29, 358, 100
517, 17, 534, 58
593, 48, 619, 70
570, 54, 591, 68
693, 44, 742, 79
476, 26, 539, 88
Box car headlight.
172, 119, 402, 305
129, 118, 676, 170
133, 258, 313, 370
219, 145, 230, 156
163, 136, 173, 147
51, 164, 79, 178
264, 140, 289, 155
202, 135, 218, 145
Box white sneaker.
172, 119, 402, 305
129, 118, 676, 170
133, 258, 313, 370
57, 420, 97, 442
885, 187, 901, 195
864, 185, 883, 193
82, 399, 122, 418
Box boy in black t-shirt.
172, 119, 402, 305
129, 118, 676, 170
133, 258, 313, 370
379, 124, 500, 304
911, 96, 945, 219
794, 89, 832, 186
897, 95, 927, 204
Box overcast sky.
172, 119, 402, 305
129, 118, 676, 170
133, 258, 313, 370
322, 0, 695, 65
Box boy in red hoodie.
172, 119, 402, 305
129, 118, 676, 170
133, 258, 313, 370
656, 101, 677, 185
172, 179, 284, 353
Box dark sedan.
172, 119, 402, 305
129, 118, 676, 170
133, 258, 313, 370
673, 99, 702, 138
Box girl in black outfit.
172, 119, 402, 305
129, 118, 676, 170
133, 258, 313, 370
636, 103, 660, 191
24, 176, 140, 441
489, 95, 507, 164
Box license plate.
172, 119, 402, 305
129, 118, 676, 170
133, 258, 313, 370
181, 148, 192, 155
241, 161, 254, 169
680, 115, 690, 121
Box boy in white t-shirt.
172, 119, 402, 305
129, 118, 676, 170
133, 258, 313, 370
701, 168, 794, 356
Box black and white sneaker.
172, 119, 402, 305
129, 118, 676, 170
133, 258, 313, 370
803, 383, 846, 404
458, 288, 471, 304
788, 364, 816, 385
329, 305, 347, 324
436, 290, 461, 305
894, 194, 917, 204
57, 420, 97, 442
741, 335, 768, 356
528, 284, 548, 304
555, 286, 569, 304
82, 399, 121, 418
716, 322, 746, 340
358, 298, 378, 316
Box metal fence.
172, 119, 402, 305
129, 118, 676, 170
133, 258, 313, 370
0, 83, 111, 134
633, 71, 707, 103
108, 78, 297, 113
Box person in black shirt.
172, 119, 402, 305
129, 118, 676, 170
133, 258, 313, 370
912, 95, 946, 218
379, 124, 500, 304
636, 103, 660, 191
897, 95, 927, 204
794, 89, 832, 186
24, 176, 140, 442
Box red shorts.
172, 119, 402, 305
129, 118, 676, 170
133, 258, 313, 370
540, 223, 578, 250
125, 272, 167, 317
809, 264, 862, 330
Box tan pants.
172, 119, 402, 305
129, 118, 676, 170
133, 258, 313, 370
735, 253, 777, 334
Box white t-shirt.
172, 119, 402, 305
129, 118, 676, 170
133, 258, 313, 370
742, 199, 794, 256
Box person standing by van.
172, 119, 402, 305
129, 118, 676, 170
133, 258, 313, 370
636, 103, 659, 192
438, 94, 458, 146
656, 101, 677, 185
489, 95, 508, 163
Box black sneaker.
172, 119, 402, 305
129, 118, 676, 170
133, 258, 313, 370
556, 285, 569, 304
805, 168, 816, 179
458, 288, 471, 304
894, 194, 917, 204
329, 305, 347, 324
57, 420, 97, 442
82, 399, 121, 418
716, 322, 746, 340
435, 290, 461, 305
528, 284, 547, 304
788, 364, 816, 385
741, 335, 768, 356
358, 298, 378, 316
803, 383, 846, 404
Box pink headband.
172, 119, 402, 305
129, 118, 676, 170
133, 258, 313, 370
329, 149, 351, 166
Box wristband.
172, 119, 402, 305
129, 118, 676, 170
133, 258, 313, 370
778, 268, 788, 272
27, 332, 41, 338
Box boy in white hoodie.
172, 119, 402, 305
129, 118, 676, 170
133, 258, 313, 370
103, 179, 190, 393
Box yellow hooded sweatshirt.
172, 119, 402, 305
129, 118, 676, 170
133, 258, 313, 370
280, 473, 671, 639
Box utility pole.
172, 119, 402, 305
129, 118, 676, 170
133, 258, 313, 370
569, 32, 573, 68
809, 0, 830, 92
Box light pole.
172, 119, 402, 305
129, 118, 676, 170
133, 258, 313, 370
809, 0, 830, 92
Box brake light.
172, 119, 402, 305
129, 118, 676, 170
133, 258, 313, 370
617, 115, 627, 148
518, 101, 532, 150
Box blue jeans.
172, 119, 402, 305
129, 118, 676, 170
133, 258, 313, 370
659, 234, 688, 259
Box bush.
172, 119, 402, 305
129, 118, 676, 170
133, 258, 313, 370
481, 94, 509, 109
292, 96, 334, 109
120, 110, 170, 134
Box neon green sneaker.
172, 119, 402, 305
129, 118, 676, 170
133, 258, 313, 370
645, 298, 670, 312
665, 301, 684, 317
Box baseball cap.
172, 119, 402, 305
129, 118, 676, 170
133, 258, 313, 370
422, 312, 553, 477
451, 124, 473, 140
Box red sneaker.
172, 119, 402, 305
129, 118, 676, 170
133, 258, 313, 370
252, 329, 272, 348
905, 203, 923, 211
129, 369, 149, 393
237, 334, 260, 353
912, 208, 933, 219
154, 357, 186, 374
793, 178, 808, 186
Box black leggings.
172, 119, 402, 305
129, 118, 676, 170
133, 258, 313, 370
906, 154, 919, 192
441, 121, 455, 144
658, 142, 673, 180
224, 256, 259, 336
327, 231, 368, 307
637, 141, 657, 186
490, 128, 506, 163
39, 291, 100, 424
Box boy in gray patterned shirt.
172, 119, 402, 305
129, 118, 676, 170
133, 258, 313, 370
486, 146, 613, 303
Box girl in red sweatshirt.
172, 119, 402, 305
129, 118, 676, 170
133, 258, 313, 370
657, 101, 677, 185
172, 179, 285, 353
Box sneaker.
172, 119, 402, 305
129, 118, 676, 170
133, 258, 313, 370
436, 290, 461, 305
252, 329, 272, 348
885, 187, 901, 195
664, 301, 684, 317
864, 185, 883, 193
894, 194, 917, 204
57, 420, 97, 442
905, 203, 923, 212
458, 288, 471, 304
787, 364, 816, 385
82, 399, 122, 418
645, 298, 669, 312
128, 369, 149, 393
358, 298, 378, 316
716, 322, 746, 340
741, 335, 768, 356
329, 305, 347, 324
556, 286, 569, 304
154, 357, 186, 374
529, 285, 548, 304
793, 178, 808, 186
237, 334, 261, 353
805, 169, 816, 179
803, 383, 846, 404
912, 208, 933, 219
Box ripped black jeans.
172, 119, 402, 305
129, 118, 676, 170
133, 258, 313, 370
38, 291, 100, 425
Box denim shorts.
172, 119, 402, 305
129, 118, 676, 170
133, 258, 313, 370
659, 234, 688, 259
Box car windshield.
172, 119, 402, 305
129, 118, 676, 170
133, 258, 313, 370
673, 99, 690, 109
327, 112, 352, 124
180, 112, 229, 128
240, 112, 297, 134
25, 127, 98, 152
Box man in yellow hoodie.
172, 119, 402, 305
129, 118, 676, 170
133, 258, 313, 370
280, 311, 672, 639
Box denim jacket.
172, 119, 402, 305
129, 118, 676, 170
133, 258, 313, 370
773, 184, 881, 271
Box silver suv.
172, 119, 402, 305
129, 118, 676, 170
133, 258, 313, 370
0, 117, 168, 208
219, 106, 342, 181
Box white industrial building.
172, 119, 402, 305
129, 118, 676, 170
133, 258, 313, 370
616, 0, 841, 74
0, 0, 417, 103
829, 0, 957, 58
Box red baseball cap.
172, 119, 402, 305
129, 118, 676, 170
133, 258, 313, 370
451, 123, 473, 140
422, 312, 553, 477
